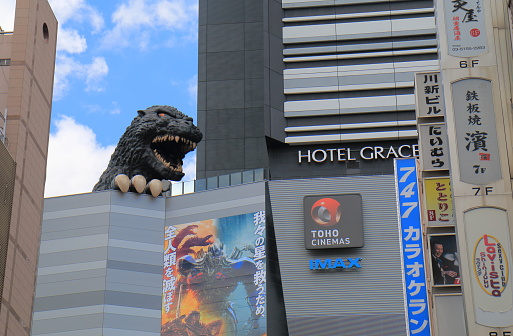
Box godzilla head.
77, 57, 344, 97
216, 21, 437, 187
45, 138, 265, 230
93, 105, 203, 192
137, 105, 203, 181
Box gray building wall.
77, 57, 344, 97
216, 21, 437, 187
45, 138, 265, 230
197, 0, 277, 179
33, 192, 165, 336
268, 175, 407, 336
34, 178, 408, 336
33, 182, 281, 335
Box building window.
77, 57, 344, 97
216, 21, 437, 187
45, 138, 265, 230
42, 23, 49, 43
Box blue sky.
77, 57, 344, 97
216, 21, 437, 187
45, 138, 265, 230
2, 0, 200, 197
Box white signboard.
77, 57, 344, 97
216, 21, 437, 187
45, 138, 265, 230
415, 73, 445, 117
445, 0, 488, 57
464, 207, 513, 327
452, 78, 501, 185
419, 123, 450, 171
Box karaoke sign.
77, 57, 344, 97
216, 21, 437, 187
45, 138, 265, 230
303, 194, 364, 249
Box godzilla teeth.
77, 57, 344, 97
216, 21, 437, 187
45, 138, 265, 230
153, 149, 183, 172
152, 135, 197, 153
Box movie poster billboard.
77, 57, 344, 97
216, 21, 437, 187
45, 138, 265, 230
161, 211, 267, 336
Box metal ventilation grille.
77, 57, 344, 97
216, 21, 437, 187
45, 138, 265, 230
282, 0, 439, 145
0, 143, 16, 297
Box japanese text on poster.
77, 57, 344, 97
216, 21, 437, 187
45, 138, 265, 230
161, 212, 267, 336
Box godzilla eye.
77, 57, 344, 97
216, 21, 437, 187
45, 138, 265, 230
158, 113, 166, 117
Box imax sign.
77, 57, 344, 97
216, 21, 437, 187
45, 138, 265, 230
309, 258, 362, 270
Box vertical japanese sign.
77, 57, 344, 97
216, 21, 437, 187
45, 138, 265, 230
415, 73, 445, 118
394, 158, 432, 336
445, 0, 488, 57
464, 207, 513, 327
452, 79, 501, 185
161, 212, 267, 336
424, 178, 455, 226
418, 124, 450, 171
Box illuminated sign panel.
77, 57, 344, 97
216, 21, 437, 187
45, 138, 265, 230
303, 194, 364, 249
394, 158, 432, 336
162, 212, 267, 336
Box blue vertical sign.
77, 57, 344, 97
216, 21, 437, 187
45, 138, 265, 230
394, 158, 432, 336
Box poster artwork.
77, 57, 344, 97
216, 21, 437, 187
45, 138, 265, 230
445, 0, 488, 57
161, 211, 267, 336
429, 235, 460, 286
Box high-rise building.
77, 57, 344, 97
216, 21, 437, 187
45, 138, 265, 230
29, 1, 513, 336
0, 0, 57, 335
196, 1, 513, 336
197, 0, 437, 179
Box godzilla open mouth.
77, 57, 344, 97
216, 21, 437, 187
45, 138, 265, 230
151, 134, 197, 174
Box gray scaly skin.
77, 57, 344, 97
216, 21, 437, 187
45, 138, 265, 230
93, 105, 203, 191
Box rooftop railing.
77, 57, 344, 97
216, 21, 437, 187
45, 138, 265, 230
163, 168, 267, 197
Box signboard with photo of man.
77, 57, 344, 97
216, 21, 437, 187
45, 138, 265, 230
429, 234, 460, 286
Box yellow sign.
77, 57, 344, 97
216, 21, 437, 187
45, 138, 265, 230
424, 178, 454, 226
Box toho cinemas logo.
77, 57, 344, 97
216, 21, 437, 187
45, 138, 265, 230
304, 194, 364, 250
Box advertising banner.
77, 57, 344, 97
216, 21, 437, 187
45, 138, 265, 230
464, 207, 513, 327
452, 78, 501, 185
303, 194, 364, 249
394, 158, 432, 336
424, 178, 455, 226
161, 211, 267, 336
429, 234, 460, 286
444, 0, 488, 57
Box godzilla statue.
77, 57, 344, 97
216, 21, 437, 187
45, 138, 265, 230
93, 105, 202, 196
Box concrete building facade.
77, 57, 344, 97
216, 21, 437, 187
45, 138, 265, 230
0, 1, 57, 335
197, 0, 438, 179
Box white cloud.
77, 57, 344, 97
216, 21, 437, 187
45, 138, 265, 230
85, 57, 109, 92
53, 55, 109, 100
53, 55, 77, 100
110, 102, 121, 115
187, 74, 198, 103
182, 152, 196, 182
45, 115, 198, 197
0, 0, 16, 32
57, 28, 87, 54
103, 0, 198, 49
49, 0, 104, 32
45, 115, 115, 197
